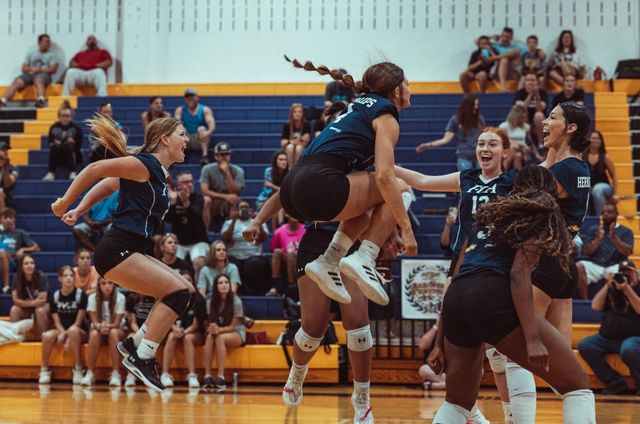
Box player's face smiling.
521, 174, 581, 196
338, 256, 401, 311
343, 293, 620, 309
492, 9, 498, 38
476, 133, 506, 172
542, 106, 569, 149
217, 277, 231, 295
166, 125, 188, 163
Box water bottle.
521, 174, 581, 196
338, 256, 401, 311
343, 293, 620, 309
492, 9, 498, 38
232, 372, 238, 389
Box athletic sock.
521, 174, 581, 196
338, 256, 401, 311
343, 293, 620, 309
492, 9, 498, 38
353, 380, 370, 396
502, 401, 513, 423
562, 389, 596, 423
136, 338, 159, 360
469, 403, 490, 424
323, 231, 353, 265
132, 323, 148, 347
433, 401, 471, 424
358, 240, 380, 263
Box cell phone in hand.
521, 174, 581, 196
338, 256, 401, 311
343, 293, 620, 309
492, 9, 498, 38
448, 206, 458, 221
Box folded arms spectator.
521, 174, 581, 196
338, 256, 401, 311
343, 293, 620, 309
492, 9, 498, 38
73, 248, 100, 293
280, 103, 311, 166
62, 35, 112, 97
43, 101, 84, 181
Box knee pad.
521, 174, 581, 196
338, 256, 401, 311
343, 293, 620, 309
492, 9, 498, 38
506, 362, 536, 396
161, 289, 190, 316
346, 325, 373, 352
401, 191, 413, 210
562, 389, 596, 424
485, 347, 507, 373
433, 401, 471, 424
294, 328, 322, 352
506, 362, 537, 424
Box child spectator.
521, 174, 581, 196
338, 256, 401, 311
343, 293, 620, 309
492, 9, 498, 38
552, 74, 585, 108
280, 103, 311, 166
202, 274, 245, 390
416, 95, 485, 171
459, 35, 497, 93
72, 190, 118, 251
39, 266, 88, 384
141, 96, 171, 129
10, 255, 49, 337
324, 69, 356, 106
88, 103, 122, 163
514, 73, 547, 145
270, 217, 306, 295
0, 145, 18, 210
82, 278, 126, 387
255, 151, 288, 228
158, 233, 193, 275
73, 248, 100, 293
198, 240, 242, 298
583, 131, 617, 216
160, 271, 207, 388
548, 30, 585, 85
43, 101, 83, 181
519, 35, 546, 88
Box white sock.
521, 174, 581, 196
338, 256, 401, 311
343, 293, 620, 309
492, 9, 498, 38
290, 361, 308, 375
358, 240, 380, 263
433, 401, 471, 424
562, 389, 596, 424
136, 338, 159, 360
502, 401, 513, 423
353, 380, 370, 397
323, 231, 353, 265
469, 403, 489, 424
506, 362, 537, 424
132, 323, 148, 347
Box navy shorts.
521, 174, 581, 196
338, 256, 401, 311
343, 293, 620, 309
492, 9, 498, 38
94, 228, 153, 277
531, 254, 578, 299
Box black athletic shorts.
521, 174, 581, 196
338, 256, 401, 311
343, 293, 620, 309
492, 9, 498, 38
531, 254, 578, 299
280, 154, 351, 222
94, 227, 154, 277
442, 271, 520, 348
446, 252, 461, 278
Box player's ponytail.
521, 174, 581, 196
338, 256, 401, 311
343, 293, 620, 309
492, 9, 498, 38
86, 114, 131, 157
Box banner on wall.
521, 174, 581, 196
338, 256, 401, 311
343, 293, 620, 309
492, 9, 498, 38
401, 259, 450, 320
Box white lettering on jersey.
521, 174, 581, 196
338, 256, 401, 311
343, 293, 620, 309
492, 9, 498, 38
353, 97, 377, 108
467, 183, 497, 194
577, 176, 591, 189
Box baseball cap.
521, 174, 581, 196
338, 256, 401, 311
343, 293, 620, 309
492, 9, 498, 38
184, 88, 197, 96
619, 259, 636, 270
339, 68, 348, 74
214, 142, 232, 155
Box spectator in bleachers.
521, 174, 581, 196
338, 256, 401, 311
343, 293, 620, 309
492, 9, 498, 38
583, 131, 618, 216
313, 101, 347, 137
166, 170, 210, 281
81, 278, 126, 387
38, 266, 88, 385
459, 35, 497, 93
439, 207, 458, 259
255, 151, 288, 228
141, 96, 171, 129
415, 95, 485, 171
200, 142, 245, 232
9, 255, 49, 336
0, 144, 18, 210
202, 273, 245, 390
198, 240, 242, 298
89, 103, 122, 162
552, 74, 585, 108
499, 104, 544, 169
280, 103, 311, 166
488, 27, 525, 92
0, 34, 58, 108
514, 72, 547, 145
519, 35, 546, 89
222, 200, 270, 296
548, 30, 585, 85
73, 248, 100, 293
578, 259, 640, 395
160, 271, 207, 388
158, 233, 193, 275
0, 207, 41, 262
418, 325, 446, 390
270, 216, 306, 295
72, 190, 118, 251
62, 35, 112, 97
174, 88, 216, 166
324, 68, 356, 107
576, 203, 633, 299
43, 101, 83, 181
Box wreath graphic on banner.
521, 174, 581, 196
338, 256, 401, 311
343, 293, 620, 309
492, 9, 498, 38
403, 263, 446, 315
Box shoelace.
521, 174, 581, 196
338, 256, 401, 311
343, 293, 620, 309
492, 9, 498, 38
289, 366, 306, 387
353, 389, 369, 409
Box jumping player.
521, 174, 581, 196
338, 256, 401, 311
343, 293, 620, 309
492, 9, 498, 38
51, 116, 194, 391
432, 165, 596, 423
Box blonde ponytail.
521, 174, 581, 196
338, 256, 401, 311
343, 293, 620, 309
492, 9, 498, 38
86, 114, 132, 158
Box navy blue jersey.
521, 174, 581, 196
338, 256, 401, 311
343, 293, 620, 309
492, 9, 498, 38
549, 158, 590, 236
302, 94, 399, 171
457, 227, 515, 278
111, 153, 170, 239
450, 169, 516, 254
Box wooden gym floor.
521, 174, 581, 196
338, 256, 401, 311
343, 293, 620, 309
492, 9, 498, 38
0, 382, 637, 423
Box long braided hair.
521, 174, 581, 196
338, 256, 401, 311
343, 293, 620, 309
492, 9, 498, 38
475, 165, 573, 275
284, 55, 408, 106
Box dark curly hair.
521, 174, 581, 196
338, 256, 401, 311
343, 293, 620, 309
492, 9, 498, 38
559, 102, 591, 152
475, 165, 573, 275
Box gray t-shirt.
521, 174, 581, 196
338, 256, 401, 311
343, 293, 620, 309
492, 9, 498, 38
199, 163, 245, 193
198, 263, 242, 298
221, 218, 269, 260
207, 294, 245, 342
25, 50, 57, 69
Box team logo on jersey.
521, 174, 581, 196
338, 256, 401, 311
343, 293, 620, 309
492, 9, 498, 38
467, 183, 497, 194
577, 176, 591, 188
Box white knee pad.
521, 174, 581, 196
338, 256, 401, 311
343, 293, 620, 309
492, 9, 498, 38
401, 191, 413, 210
562, 389, 595, 424
506, 362, 537, 424
294, 328, 322, 352
346, 325, 373, 352
433, 401, 471, 424
485, 347, 507, 373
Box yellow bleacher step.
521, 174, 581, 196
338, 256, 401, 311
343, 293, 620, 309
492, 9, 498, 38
24, 120, 55, 135
47, 96, 78, 109
595, 119, 631, 133
594, 92, 628, 104
571, 324, 599, 349
599, 132, 631, 147
9, 134, 41, 150
36, 108, 59, 121
596, 106, 630, 119
608, 147, 633, 163
7, 149, 29, 165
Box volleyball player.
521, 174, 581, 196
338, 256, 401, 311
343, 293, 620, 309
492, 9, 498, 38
279, 57, 416, 307
51, 116, 194, 391
432, 165, 596, 423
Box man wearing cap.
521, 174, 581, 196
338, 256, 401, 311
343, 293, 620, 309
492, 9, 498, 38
578, 259, 640, 395
175, 88, 216, 166
576, 203, 634, 299
200, 142, 245, 232
323, 68, 356, 107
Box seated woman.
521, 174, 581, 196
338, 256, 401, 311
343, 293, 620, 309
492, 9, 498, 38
158, 233, 193, 275
547, 30, 585, 85
39, 266, 88, 385
255, 151, 288, 229
43, 101, 83, 181
160, 271, 207, 388
280, 103, 311, 166
81, 278, 126, 387
10, 255, 49, 338
202, 273, 245, 390
73, 248, 100, 294
141, 96, 171, 129
198, 240, 242, 298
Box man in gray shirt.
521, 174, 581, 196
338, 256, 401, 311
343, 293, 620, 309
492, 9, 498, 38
200, 142, 245, 232
0, 34, 58, 108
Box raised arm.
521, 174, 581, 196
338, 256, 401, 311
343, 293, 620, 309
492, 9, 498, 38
394, 165, 460, 192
